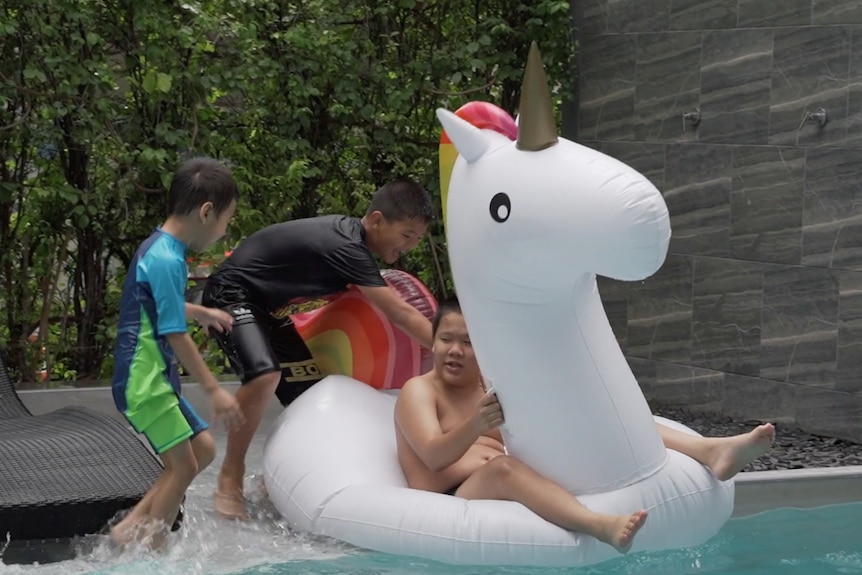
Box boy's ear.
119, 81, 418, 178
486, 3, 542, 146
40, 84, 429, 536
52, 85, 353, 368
367, 210, 384, 227
199, 201, 215, 222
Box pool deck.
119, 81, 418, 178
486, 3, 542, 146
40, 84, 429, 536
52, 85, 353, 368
18, 384, 862, 518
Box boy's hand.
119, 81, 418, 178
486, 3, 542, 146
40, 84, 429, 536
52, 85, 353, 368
197, 307, 234, 334
210, 387, 245, 430
472, 389, 504, 434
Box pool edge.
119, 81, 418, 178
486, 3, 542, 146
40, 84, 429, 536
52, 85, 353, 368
18, 386, 862, 516
732, 465, 862, 516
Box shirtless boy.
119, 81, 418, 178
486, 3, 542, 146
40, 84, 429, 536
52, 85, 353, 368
394, 298, 775, 554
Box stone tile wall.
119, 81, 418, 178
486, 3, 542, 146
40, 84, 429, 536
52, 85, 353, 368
576, 0, 862, 441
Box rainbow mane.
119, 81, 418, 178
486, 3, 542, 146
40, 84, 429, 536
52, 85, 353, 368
438, 101, 518, 226
289, 269, 437, 390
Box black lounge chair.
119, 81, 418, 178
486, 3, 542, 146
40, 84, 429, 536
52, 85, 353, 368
0, 346, 163, 541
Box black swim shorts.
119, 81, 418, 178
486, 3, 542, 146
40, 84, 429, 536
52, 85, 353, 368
201, 281, 323, 407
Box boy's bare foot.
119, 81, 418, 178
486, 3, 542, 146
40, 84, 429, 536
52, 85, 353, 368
109, 518, 163, 550
709, 423, 775, 481
108, 524, 131, 549
598, 509, 648, 554
213, 490, 250, 520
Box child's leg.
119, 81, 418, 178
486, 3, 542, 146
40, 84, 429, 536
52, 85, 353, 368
656, 422, 775, 481
207, 304, 282, 519
191, 429, 216, 472
112, 397, 209, 549
215, 371, 279, 520
146, 440, 199, 549
110, 473, 167, 539
454, 456, 648, 554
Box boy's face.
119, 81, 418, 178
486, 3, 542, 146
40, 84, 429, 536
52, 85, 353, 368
192, 200, 236, 251
367, 212, 427, 264
432, 311, 480, 387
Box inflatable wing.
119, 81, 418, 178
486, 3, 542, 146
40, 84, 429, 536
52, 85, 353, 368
290, 269, 436, 390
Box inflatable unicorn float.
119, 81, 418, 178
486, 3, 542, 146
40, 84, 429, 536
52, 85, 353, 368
262, 43, 734, 567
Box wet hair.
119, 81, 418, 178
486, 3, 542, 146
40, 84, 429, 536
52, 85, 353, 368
365, 177, 434, 223
167, 156, 239, 217
432, 297, 462, 338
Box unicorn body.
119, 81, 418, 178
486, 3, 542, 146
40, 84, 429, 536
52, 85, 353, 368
260, 45, 733, 568
437, 45, 672, 494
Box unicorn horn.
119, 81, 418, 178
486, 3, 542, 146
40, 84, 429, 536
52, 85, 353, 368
516, 42, 559, 152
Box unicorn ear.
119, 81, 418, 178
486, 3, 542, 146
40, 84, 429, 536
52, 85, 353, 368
436, 108, 495, 164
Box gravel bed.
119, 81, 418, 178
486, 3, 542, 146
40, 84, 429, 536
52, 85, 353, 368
651, 404, 862, 473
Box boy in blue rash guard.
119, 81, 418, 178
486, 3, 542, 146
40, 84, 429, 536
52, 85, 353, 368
110, 156, 246, 550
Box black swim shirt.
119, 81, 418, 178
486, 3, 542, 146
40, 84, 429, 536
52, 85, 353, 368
208, 215, 387, 314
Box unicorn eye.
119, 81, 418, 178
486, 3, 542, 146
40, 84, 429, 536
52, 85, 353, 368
489, 193, 511, 223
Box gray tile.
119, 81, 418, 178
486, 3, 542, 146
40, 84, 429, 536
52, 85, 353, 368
608, 0, 671, 33
634, 32, 703, 142
670, 0, 737, 30
721, 374, 798, 424
598, 276, 629, 351
844, 29, 862, 146
664, 144, 733, 256
629, 356, 658, 393
699, 30, 772, 144
836, 270, 862, 393
761, 265, 838, 386
688, 366, 725, 411
730, 146, 805, 265
580, 0, 608, 33
739, 0, 812, 27
581, 140, 603, 153
770, 27, 850, 146
578, 35, 637, 141
802, 147, 862, 270
813, 0, 862, 24
626, 254, 693, 362
652, 361, 698, 404
643, 362, 724, 410
691, 257, 763, 376
795, 386, 862, 442
598, 142, 666, 190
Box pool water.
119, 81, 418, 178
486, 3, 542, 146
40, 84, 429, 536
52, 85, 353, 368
4, 500, 859, 575
2, 434, 859, 575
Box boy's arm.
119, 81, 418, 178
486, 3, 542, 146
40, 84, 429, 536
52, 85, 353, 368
185, 302, 204, 321
167, 332, 245, 428
394, 378, 483, 472
356, 285, 433, 349
166, 332, 221, 394
185, 302, 233, 333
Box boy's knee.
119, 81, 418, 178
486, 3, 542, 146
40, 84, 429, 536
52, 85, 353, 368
171, 456, 199, 485
192, 431, 217, 471
487, 455, 518, 480
248, 371, 281, 393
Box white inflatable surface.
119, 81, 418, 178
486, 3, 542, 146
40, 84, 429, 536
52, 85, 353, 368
264, 44, 735, 567
263, 376, 734, 567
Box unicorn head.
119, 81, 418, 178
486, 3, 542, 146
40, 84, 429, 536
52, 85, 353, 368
435, 43, 673, 494
437, 43, 670, 302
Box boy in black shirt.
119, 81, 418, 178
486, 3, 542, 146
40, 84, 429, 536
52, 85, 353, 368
202, 177, 434, 519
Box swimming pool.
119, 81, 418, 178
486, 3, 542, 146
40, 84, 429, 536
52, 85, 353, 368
6, 393, 860, 575
3, 499, 860, 574
2, 432, 859, 575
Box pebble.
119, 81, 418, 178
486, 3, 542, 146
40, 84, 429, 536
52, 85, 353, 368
652, 404, 862, 473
